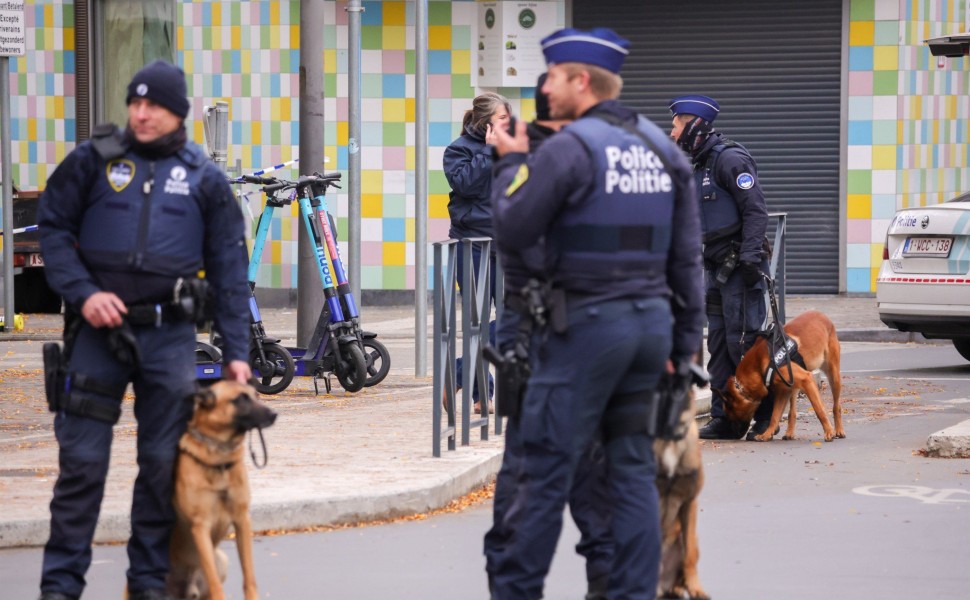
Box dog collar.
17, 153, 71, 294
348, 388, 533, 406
178, 439, 237, 472
186, 425, 244, 454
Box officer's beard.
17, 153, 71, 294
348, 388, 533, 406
124, 124, 188, 159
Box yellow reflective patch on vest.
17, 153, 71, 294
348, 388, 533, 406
505, 164, 529, 197
106, 159, 136, 192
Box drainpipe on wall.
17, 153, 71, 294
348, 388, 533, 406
415, 0, 429, 376
347, 0, 363, 304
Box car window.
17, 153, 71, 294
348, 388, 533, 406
945, 191, 970, 203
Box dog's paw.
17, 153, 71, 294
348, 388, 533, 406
835, 430, 846, 439
687, 588, 711, 600
753, 433, 773, 442
782, 434, 796, 441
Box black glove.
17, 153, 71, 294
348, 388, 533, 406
740, 261, 763, 287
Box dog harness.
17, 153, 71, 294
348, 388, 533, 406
761, 325, 807, 388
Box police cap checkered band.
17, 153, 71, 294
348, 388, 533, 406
668, 95, 720, 123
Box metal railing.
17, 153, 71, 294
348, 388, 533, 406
431, 240, 458, 457
459, 238, 493, 446
432, 238, 500, 456
431, 221, 787, 456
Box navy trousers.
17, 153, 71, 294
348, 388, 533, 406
484, 307, 613, 590
40, 320, 196, 597
706, 265, 774, 421
490, 298, 671, 600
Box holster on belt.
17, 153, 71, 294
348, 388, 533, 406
483, 345, 528, 419
652, 361, 710, 440
43, 342, 66, 413
43, 311, 125, 424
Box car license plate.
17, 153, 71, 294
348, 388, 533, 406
28, 253, 44, 267
902, 237, 953, 257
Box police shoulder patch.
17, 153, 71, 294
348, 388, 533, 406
106, 160, 136, 192
505, 163, 529, 197
736, 172, 755, 190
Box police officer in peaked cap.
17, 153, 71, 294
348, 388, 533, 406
488, 28, 704, 599
483, 73, 613, 600
37, 59, 251, 600
669, 94, 774, 441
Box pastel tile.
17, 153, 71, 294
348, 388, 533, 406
847, 243, 872, 266
846, 218, 872, 243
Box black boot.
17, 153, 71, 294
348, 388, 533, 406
746, 420, 781, 441
699, 416, 748, 440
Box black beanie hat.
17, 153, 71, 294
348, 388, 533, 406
126, 60, 190, 119
534, 73, 551, 121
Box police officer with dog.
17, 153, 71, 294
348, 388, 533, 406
488, 28, 704, 599
668, 95, 774, 440
36, 60, 251, 600
483, 73, 612, 600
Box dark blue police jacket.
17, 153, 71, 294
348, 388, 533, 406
691, 132, 768, 265
38, 128, 251, 362
492, 101, 704, 361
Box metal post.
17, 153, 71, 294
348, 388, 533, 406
1, 57, 14, 325
298, 0, 327, 346
414, 0, 429, 376
346, 0, 363, 304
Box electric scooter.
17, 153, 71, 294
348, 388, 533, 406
196, 172, 390, 394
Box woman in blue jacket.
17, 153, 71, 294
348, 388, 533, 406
443, 92, 511, 411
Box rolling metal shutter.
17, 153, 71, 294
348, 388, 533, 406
574, 0, 843, 293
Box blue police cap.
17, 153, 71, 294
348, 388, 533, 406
669, 95, 720, 122
540, 28, 630, 74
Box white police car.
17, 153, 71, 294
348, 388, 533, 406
876, 191, 970, 361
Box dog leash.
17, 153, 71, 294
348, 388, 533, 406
249, 427, 269, 469
764, 275, 796, 388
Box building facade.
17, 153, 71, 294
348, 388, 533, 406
3, 0, 968, 296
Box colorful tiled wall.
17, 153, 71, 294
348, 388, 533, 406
847, 0, 970, 293
4, 0, 74, 192
13, 1, 965, 295
179, 0, 556, 291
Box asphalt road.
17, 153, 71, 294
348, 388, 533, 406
2, 341, 969, 599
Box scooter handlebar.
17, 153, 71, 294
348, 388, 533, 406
231, 174, 279, 185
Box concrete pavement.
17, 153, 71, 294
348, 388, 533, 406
0, 295, 966, 549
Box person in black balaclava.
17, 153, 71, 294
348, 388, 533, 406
669, 95, 774, 441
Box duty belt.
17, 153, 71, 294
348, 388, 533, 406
125, 301, 189, 327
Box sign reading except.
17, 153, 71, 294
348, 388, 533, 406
0, 0, 26, 57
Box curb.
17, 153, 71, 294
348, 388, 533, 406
0, 453, 504, 549
835, 328, 942, 344
925, 419, 970, 458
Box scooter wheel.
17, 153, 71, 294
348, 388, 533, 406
362, 338, 391, 387
335, 342, 367, 393
249, 342, 295, 395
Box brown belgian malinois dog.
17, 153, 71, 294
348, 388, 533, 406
654, 382, 709, 599
166, 380, 277, 600
721, 310, 844, 442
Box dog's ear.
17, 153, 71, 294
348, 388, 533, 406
720, 376, 742, 403
191, 388, 217, 409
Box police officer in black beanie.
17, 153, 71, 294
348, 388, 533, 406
36, 59, 251, 600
